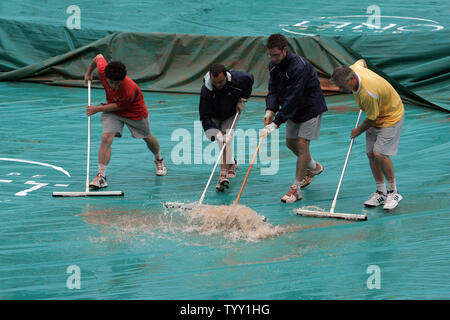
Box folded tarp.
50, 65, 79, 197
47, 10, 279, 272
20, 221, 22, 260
0, 31, 446, 112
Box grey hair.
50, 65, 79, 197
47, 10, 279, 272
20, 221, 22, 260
330, 65, 357, 84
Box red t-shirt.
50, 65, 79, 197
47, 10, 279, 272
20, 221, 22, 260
97, 57, 148, 120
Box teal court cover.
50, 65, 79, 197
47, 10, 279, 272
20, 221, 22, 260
0, 0, 449, 300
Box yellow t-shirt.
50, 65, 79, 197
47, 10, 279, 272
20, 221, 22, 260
350, 60, 404, 127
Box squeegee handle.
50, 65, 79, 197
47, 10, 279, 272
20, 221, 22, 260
199, 112, 240, 205
234, 136, 264, 205
330, 110, 363, 213
85, 81, 91, 193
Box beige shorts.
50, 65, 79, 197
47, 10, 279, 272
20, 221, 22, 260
286, 113, 323, 140
100, 112, 152, 138
366, 116, 404, 156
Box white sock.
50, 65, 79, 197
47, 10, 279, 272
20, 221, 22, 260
294, 179, 302, 189
308, 158, 317, 170
99, 163, 107, 177
154, 151, 162, 161
376, 181, 387, 195
387, 180, 397, 193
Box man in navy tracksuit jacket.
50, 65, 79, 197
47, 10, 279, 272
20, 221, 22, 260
199, 63, 254, 191
260, 33, 328, 203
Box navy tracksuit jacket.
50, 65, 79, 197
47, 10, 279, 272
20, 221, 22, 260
266, 50, 327, 126
199, 70, 254, 140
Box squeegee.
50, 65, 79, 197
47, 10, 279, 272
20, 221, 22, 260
295, 110, 366, 221
52, 81, 124, 197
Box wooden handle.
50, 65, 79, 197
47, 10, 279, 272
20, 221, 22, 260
234, 137, 264, 204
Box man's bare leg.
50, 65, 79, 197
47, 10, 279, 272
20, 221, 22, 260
143, 135, 162, 159
98, 133, 115, 172
89, 132, 114, 188
295, 138, 312, 183
373, 151, 396, 192
216, 136, 229, 190
143, 135, 166, 176
286, 138, 311, 184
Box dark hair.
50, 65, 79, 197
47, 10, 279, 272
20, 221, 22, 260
266, 33, 288, 50
209, 63, 227, 77
105, 61, 127, 81
330, 65, 357, 84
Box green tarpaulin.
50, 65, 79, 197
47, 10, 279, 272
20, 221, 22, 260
0, 0, 449, 111
0, 30, 446, 112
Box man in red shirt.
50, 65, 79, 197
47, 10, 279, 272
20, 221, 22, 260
84, 54, 167, 189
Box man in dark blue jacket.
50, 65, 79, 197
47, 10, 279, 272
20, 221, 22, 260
199, 63, 254, 191
260, 33, 328, 203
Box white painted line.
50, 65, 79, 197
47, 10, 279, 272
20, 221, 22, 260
52, 191, 124, 197
15, 181, 49, 197
0, 158, 70, 177
282, 28, 317, 36
0, 179, 13, 183
316, 15, 439, 24
54, 184, 69, 187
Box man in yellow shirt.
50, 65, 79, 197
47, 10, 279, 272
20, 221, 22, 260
330, 59, 405, 210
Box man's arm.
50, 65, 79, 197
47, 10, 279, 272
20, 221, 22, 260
86, 103, 120, 116
264, 70, 280, 126
265, 71, 280, 114
235, 72, 254, 113
199, 87, 220, 140
84, 54, 104, 83
240, 72, 254, 99
356, 59, 367, 68
351, 92, 380, 138
350, 117, 376, 138
272, 67, 306, 126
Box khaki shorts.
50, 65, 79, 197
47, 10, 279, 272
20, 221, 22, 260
366, 115, 404, 156
100, 112, 152, 138
286, 113, 323, 140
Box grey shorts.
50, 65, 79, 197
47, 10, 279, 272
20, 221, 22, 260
366, 115, 404, 156
286, 113, 323, 140
204, 113, 240, 140
100, 112, 152, 138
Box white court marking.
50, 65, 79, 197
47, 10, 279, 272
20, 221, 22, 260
15, 181, 49, 197
0, 179, 13, 183
0, 158, 70, 177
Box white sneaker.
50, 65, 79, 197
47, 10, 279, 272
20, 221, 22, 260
301, 161, 324, 188
89, 173, 108, 190
154, 159, 167, 176
227, 159, 238, 178
281, 185, 302, 203
383, 191, 403, 210
364, 191, 386, 207
216, 174, 229, 191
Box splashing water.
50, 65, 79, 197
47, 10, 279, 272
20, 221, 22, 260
79, 204, 342, 244
297, 205, 326, 212
167, 203, 284, 242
